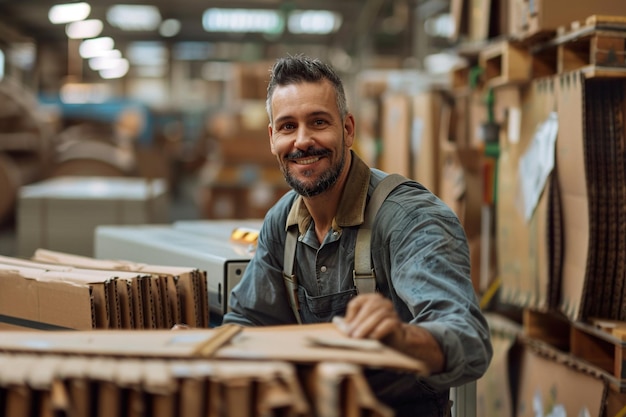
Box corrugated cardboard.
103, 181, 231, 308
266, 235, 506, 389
0, 352, 311, 417
94, 225, 253, 321
477, 313, 522, 417
301, 362, 394, 417
380, 93, 412, 177
0, 255, 191, 330
411, 90, 442, 194
555, 72, 589, 321
32, 248, 207, 328
0, 323, 429, 375
497, 79, 554, 309
515, 341, 606, 417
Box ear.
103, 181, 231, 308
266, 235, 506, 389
343, 113, 356, 148
268, 123, 277, 155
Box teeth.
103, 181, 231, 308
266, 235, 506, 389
295, 157, 320, 165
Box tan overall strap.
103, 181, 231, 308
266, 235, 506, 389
283, 173, 410, 323
283, 226, 302, 323
353, 173, 409, 294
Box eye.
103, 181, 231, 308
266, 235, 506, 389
279, 122, 296, 131
313, 119, 328, 127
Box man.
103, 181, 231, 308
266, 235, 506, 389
222, 54, 492, 417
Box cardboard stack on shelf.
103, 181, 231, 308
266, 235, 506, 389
448, 0, 626, 415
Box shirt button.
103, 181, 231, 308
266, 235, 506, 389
332, 231, 339, 236
320, 266, 327, 273
298, 235, 304, 241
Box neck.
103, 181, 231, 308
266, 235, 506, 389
303, 152, 352, 243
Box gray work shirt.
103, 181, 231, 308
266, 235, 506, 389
223, 151, 493, 415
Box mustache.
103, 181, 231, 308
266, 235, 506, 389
285, 148, 330, 160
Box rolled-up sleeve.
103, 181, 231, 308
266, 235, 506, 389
375, 188, 493, 389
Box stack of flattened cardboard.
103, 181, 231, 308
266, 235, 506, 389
556, 72, 626, 322
93, 224, 255, 320
0, 254, 208, 330
0, 323, 426, 417
0, 353, 310, 417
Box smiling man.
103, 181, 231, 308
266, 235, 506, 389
222, 54, 492, 417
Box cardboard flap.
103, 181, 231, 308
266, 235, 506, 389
216, 323, 430, 375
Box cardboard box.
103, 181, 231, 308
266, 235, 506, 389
94, 224, 253, 321
519, 1, 626, 40
16, 176, 169, 258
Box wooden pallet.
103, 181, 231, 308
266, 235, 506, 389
531, 15, 626, 78
478, 40, 532, 88
571, 319, 626, 382
523, 308, 626, 391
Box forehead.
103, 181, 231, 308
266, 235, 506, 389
270, 80, 339, 120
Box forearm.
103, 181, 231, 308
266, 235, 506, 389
389, 323, 446, 374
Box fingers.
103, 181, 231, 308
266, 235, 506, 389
343, 293, 402, 342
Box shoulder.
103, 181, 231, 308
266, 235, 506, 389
370, 169, 461, 227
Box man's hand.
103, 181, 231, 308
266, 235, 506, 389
342, 293, 445, 374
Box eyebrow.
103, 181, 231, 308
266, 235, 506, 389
273, 110, 334, 126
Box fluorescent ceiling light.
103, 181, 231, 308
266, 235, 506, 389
79, 37, 115, 59
159, 19, 181, 37
173, 42, 215, 61
90, 56, 127, 72
49, 2, 91, 24
126, 41, 168, 66
66, 19, 103, 39
0, 50, 4, 80
107, 5, 162, 31
99, 59, 130, 79
288, 10, 342, 34
203, 8, 283, 34
88, 50, 123, 70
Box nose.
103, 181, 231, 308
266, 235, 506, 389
294, 125, 315, 149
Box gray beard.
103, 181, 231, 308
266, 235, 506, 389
283, 140, 346, 198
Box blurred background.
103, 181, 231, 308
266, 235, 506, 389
0, 0, 460, 256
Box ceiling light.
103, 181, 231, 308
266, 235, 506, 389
126, 42, 167, 66
202, 8, 284, 34
159, 19, 181, 37
79, 37, 115, 59
107, 5, 162, 31
88, 50, 123, 70
66, 19, 104, 39
288, 10, 342, 34
99, 59, 130, 79
49, 2, 91, 24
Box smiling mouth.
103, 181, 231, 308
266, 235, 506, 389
293, 156, 322, 165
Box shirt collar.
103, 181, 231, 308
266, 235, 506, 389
285, 150, 371, 234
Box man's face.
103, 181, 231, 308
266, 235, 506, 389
268, 80, 355, 197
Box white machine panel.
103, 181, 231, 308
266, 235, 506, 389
94, 224, 255, 323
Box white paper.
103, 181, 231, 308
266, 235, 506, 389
518, 111, 558, 222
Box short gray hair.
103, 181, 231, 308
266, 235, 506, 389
265, 54, 348, 122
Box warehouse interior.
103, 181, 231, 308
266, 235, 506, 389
1, 1, 626, 416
